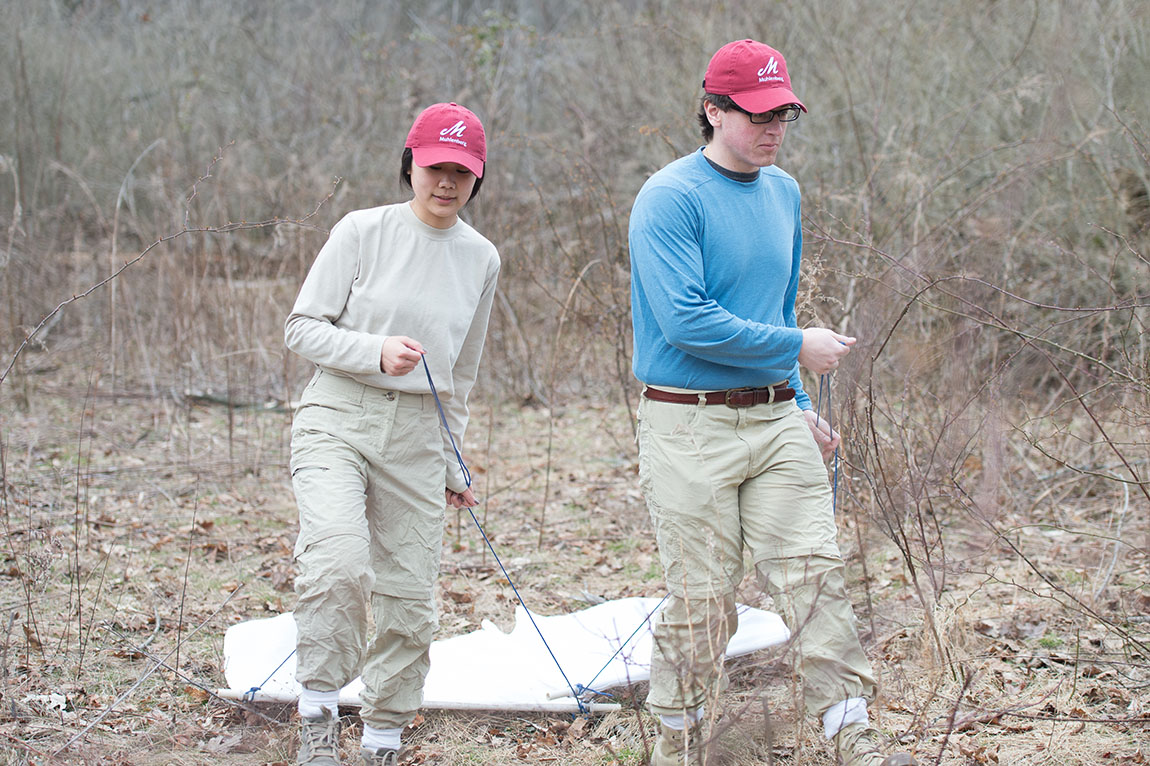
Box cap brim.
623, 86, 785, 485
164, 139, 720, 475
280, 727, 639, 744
730, 88, 806, 115
411, 146, 484, 178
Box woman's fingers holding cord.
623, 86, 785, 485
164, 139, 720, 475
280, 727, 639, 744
381, 335, 425, 376
446, 487, 478, 509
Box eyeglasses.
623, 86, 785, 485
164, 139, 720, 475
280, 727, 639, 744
734, 104, 802, 124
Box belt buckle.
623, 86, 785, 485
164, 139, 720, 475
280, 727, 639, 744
724, 387, 754, 408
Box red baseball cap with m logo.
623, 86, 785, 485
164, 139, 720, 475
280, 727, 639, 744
405, 102, 487, 177
703, 40, 807, 115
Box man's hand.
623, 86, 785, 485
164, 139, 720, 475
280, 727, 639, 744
380, 335, 425, 376
446, 487, 478, 509
798, 328, 856, 375
803, 408, 840, 461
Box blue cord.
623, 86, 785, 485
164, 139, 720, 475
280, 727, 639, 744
421, 356, 588, 712
423, 355, 471, 490
243, 648, 296, 702
815, 374, 840, 513
576, 593, 668, 699
464, 505, 586, 711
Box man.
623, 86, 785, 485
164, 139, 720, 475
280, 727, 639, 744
628, 39, 917, 766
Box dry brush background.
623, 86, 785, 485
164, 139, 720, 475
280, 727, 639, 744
1, 0, 1148, 764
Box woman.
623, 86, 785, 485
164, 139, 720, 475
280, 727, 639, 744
283, 102, 499, 766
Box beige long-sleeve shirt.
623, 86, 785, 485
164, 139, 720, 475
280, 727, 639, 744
285, 201, 500, 491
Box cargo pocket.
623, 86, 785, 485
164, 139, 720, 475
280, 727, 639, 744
289, 430, 370, 556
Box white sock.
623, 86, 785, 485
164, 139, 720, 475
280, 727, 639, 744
660, 706, 704, 730
823, 697, 868, 739
361, 724, 402, 751
298, 688, 340, 720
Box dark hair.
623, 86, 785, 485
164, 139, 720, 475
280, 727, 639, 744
400, 147, 485, 201
696, 93, 739, 142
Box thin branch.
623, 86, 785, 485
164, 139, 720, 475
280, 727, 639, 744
51, 583, 245, 757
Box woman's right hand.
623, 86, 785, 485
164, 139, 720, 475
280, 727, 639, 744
446, 487, 478, 509
380, 335, 425, 376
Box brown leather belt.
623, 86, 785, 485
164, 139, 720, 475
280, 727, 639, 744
643, 384, 795, 407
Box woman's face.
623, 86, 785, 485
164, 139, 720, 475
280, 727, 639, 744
408, 162, 477, 229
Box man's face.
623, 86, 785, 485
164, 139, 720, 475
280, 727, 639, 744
706, 101, 788, 172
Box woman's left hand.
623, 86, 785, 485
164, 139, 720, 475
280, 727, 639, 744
446, 487, 478, 509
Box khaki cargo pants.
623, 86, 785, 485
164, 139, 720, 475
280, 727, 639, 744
636, 394, 878, 721
290, 370, 446, 729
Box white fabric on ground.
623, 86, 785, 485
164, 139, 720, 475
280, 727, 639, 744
218, 597, 788, 712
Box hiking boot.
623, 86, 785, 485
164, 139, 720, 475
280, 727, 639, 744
298, 708, 341, 765
833, 723, 917, 766
650, 722, 703, 766
360, 747, 399, 766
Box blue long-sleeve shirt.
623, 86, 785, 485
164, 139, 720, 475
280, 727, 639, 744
629, 148, 810, 410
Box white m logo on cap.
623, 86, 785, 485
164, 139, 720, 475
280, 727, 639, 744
758, 58, 779, 77
441, 121, 467, 138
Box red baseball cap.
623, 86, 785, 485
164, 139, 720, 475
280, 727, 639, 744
405, 102, 487, 178
703, 39, 806, 114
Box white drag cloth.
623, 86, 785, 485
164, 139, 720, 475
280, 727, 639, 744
217, 597, 789, 713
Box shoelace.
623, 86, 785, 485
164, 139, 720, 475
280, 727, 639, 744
301, 716, 339, 757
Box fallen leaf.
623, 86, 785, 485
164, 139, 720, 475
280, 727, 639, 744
568, 717, 590, 739
184, 685, 210, 702
444, 588, 473, 604
202, 733, 243, 753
